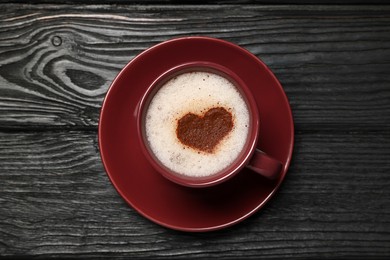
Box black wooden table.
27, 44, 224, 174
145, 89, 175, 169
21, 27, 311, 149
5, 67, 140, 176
1, 1, 389, 258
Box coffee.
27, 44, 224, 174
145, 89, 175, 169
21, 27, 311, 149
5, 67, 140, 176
144, 71, 250, 177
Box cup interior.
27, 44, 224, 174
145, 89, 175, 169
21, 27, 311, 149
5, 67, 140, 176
137, 62, 259, 187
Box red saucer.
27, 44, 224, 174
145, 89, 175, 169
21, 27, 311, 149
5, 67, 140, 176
99, 37, 294, 232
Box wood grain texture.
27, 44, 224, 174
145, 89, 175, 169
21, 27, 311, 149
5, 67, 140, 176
2, 1, 390, 4
1, 3, 390, 258
0, 5, 390, 130
0, 131, 389, 258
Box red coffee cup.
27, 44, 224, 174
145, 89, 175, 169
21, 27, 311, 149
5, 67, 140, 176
137, 61, 282, 188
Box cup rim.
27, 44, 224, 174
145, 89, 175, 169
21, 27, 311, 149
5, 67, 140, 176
137, 61, 260, 188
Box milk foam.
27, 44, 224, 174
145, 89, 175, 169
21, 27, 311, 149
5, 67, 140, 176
145, 71, 250, 177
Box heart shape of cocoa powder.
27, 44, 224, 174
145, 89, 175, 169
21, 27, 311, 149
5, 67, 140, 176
176, 107, 233, 153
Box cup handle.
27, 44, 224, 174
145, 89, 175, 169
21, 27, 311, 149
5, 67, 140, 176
246, 149, 283, 180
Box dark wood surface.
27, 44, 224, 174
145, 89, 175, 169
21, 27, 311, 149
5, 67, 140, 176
2, 1, 390, 4
1, 3, 389, 259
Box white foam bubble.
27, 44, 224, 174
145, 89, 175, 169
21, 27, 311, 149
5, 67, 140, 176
145, 71, 250, 177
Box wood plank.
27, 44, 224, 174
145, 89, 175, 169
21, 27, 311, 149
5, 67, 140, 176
1, 1, 390, 5
0, 5, 389, 130
0, 130, 389, 257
